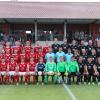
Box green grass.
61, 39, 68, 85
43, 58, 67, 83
0, 84, 99, 100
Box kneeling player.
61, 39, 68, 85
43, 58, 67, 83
67, 57, 80, 85
36, 57, 45, 85
28, 57, 36, 84
57, 56, 67, 83
45, 57, 57, 84
84, 57, 98, 85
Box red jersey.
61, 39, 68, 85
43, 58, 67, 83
34, 46, 42, 53
8, 62, 17, 71
28, 62, 36, 71
43, 46, 50, 54
0, 62, 7, 71
20, 53, 27, 62
29, 53, 37, 62
19, 62, 27, 72
5, 54, 11, 63
12, 53, 20, 63
24, 46, 32, 54
3, 46, 11, 54
13, 46, 22, 54
37, 52, 45, 61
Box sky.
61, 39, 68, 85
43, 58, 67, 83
0, 0, 100, 2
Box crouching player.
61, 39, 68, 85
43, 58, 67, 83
28, 57, 36, 84
44, 57, 57, 84
19, 58, 28, 85
36, 57, 45, 85
84, 57, 98, 85
67, 57, 80, 85
57, 56, 68, 83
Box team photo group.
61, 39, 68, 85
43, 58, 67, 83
0, 37, 100, 86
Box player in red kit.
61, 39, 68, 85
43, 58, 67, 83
19, 58, 27, 85
3, 42, 12, 54
30, 48, 37, 63
0, 58, 8, 84
37, 48, 45, 62
13, 41, 22, 54
5, 49, 11, 63
34, 41, 42, 53
8, 57, 17, 84
43, 41, 50, 55
20, 49, 27, 62
12, 49, 20, 63
24, 41, 32, 62
28, 57, 36, 84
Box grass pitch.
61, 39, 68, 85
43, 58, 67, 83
0, 84, 99, 100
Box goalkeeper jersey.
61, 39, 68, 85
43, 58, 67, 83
45, 62, 56, 72
67, 61, 79, 73
57, 61, 67, 72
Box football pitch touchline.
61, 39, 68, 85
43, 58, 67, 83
63, 84, 77, 100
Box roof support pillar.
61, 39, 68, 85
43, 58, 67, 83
34, 20, 37, 41
64, 21, 67, 40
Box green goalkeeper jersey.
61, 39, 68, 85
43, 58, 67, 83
67, 61, 79, 73
45, 62, 56, 72
57, 61, 67, 72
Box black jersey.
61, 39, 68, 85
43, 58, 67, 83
96, 46, 100, 57
96, 63, 100, 72
86, 45, 95, 55
79, 45, 86, 54
71, 45, 79, 54
36, 63, 45, 72
61, 43, 69, 53
52, 43, 60, 53
78, 62, 85, 74
81, 54, 88, 62
90, 54, 97, 63
86, 62, 94, 74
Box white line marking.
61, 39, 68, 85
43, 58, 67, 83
63, 84, 77, 100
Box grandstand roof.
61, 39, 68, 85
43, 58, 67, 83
0, 2, 100, 19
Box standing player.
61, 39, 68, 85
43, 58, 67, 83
61, 39, 69, 53
24, 41, 32, 62
57, 56, 67, 83
71, 40, 79, 54
52, 38, 60, 53
96, 40, 100, 57
45, 47, 55, 62
43, 40, 50, 55
34, 41, 42, 53
36, 57, 45, 85
84, 57, 98, 85
45, 57, 57, 84
65, 48, 73, 63
37, 48, 45, 62
13, 41, 22, 54
28, 57, 36, 84
56, 47, 65, 63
